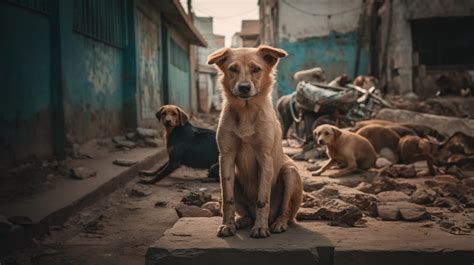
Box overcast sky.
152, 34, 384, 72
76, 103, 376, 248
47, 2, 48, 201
179, 0, 259, 47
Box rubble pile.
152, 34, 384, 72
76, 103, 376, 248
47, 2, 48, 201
175, 191, 222, 218
112, 127, 164, 150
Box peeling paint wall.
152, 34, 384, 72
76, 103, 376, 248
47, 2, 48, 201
276, 0, 368, 96
137, 8, 162, 122
0, 2, 53, 164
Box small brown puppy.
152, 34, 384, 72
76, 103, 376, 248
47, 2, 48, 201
356, 124, 400, 164
208, 46, 303, 238
313, 124, 377, 178
398, 135, 437, 175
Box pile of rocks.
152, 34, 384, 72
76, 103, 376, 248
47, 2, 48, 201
175, 191, 222, 218
112, 127, 164, 150
298, 172, 474, 233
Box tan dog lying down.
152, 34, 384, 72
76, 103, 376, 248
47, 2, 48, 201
399, 135, 437, 175
313, 124, 377, 178
208, 45, 303, 238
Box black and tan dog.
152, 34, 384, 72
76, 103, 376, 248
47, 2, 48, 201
138, 105, 219, 184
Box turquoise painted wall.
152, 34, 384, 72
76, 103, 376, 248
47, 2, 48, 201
277, 31, 369, 96
58, 0, 125, 143
0, 2, 53, 163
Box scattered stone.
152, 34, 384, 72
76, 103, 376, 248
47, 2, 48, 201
144, 138, 164, 147
70, 167, 97, 179
125, 132, 137, 141
7, 216, 34, 225
410, 187, 437, 204
316, 199, 363, 226
113, 159, 137, 167
355, 182, 374, 194
384, 165, 417, 178
181, 191, 213, 207
377, 202, 429, 221
302, 176, 329, 192
296, 207, 321, 221
155, 201, 168, 207
464, 178, 474, 188
377, 191, 410, 202
446, 166, 465, 179
136, 128, 159, 138
433, 197, 464, 212
112, 136, 137, 148
375, 157, 392, 168
201, 201, 221, 216
128, 188, 150, 198
175, 203, 213, 218
306, 163, 321, 172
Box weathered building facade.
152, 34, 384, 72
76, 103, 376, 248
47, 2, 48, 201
260, 0, 369, 95
260, 0, 474, 97
193, 15, 225, 112
376, 0, 474, 96
0, 0, 206, 165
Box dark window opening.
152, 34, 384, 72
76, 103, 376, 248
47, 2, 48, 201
73, 0, 125, 49
411, 16, 474, 69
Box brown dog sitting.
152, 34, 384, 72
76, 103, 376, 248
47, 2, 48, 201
398, 135, 437, 176
312, 124, 377, 178
208, 45, 303, 238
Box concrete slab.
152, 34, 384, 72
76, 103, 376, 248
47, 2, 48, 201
0, 147, 167, 244
147, 217, 474, 265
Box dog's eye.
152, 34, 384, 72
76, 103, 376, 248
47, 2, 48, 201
324, 132, 329, 136
172, 113, 177, 116
252, 67, 261, 74
229, 66, 239, 73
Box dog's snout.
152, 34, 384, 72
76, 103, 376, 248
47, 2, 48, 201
318, 139, 324, 145
164, 120, 172, 126
238, 83, 251, 94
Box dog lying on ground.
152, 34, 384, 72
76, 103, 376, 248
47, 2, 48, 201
312, 124, 377, 178
208, 45, 303, 238
355, 119, 445, 141
356, 124, 400, 164
138, 105, 219, 184
398, 135, 437, 175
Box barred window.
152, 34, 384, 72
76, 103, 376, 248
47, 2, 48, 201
170, 38, 189, 72
6, 0, 51, 15
73, 0, 125, 48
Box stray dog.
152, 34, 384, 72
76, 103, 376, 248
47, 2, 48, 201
398, 135, 437, 175
138, 105, 219, 184
355, 119, 444, 141
356, 124, 400, 164
312, 124, 377, 178
293, 67, 325, 84
276, 93, 299, 141
208, 45, 303, 238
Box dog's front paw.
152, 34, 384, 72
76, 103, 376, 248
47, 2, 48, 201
250, 225, 271, 238
217, 223, 236, 237
270, 221, 288, 233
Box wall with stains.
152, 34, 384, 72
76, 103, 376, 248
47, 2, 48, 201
276, 0, 368, 96
0, 2, 53, 164
136, 1, 163, 126
59, 0, 125, 144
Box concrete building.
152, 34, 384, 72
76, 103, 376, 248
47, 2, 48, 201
260, 0, 474, 97
0, 0, 206, 165
193, 16, 225, 112
232, 20, 261, 48
259, 0, 368, 96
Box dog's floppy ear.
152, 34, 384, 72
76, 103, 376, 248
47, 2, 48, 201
176, 106, 189, 126
332, 127, 342, 140
258, 45, 287, 67
207, 48, 230, 65
155, 106, 165, 121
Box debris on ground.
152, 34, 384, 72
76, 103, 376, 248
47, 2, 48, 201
175, 203, 213, 218
113, 159, 138, 167
181, 191, 213, 207
155, 200, 168, 207
70, 167, 97, 180
297, 199, 363, 227
128, 188, 150, 198
377, 202, 429, 221
201, 201, 222, 216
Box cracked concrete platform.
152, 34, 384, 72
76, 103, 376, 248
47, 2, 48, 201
147, 217, 474, 265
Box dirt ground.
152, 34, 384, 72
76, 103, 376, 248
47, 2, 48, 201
3, 164, 221, 265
